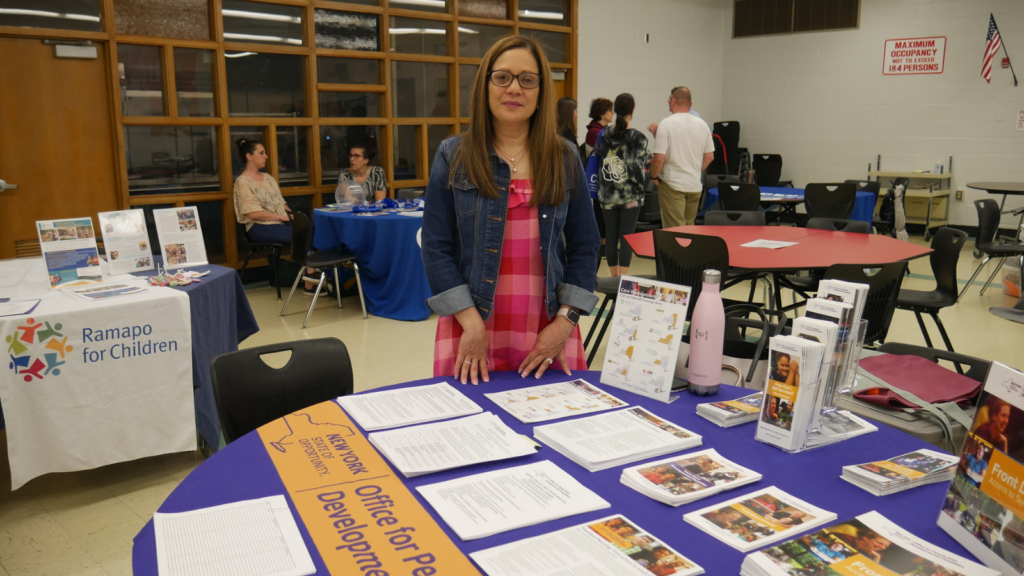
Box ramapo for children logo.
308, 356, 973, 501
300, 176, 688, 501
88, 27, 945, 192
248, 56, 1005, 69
6, 318, 74, 382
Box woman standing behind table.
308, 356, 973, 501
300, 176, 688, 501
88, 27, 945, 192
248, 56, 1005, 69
584, 97, 613, 156
595, 93, 651, 277
336, 144, 389, 202
421, 35, 600, 385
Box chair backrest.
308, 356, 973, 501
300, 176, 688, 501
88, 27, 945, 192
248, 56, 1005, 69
877, 342, 991, 386
844, 179, 881, 204
926, 227, 968, 300
803, 183, 857, 220
822, 261, 909, 346
637, 189, 661, 223
718, 183, 761, 212
210, 337, 354, 444
751, 154, 783, 187
806, 217, 870, 234
654, 230, 729, 320
705, 174, 742, 191
396, 188, 424, 200
974, 199, 1002, 248
288, 211, 313, 265
705, 210, 766, 226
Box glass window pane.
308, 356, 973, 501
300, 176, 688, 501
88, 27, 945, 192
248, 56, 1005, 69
315, 9, 380, 51
3, 0, 102, 31
317, 57, 381, 85
524, 29, 568, 63
124, 126, 220, 195
115, 0, 209, 40
393, 126, 419, 181
174, 48, 215, 118
388, 0, 448, 14
518, 0, 568, 25
221, 0, 304, 46
459, 64, 478, 118
225, 52, 306, 117
277, 127, 309, 188
458, 24, 510, 59
229, 127, 266, 180
118, 44, 165, 117
427, 125, 450, 174
458, 0, 507, 19
319, 92, 382, 118
392, 61, 450, 118
193, 200, 226, 263
389, 17, 448, 56
319, 126, 381, 185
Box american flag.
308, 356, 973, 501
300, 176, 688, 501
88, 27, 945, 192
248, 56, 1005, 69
983, 14, 1002, 83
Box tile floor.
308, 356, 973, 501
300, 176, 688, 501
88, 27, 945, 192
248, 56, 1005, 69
0, 234, 1022, 575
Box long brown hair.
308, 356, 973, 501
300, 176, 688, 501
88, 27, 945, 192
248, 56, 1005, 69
449, 35, 575, 206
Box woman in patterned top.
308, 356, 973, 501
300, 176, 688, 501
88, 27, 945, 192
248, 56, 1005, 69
336, 144, 388, 202
595, 93, 652, 277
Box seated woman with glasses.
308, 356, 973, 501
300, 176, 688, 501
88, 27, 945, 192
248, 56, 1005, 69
336, 144, 389, 203
421, 35, 600, 385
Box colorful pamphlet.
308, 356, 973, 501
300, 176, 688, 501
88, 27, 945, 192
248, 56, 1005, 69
98, 209, 154, 275
484, 379, 629, 423
938, 361, 1024, 575
842, 449, 957, 496
152, 206, 208, 268
620, 448, 762, 506
471, 514, 704, 576
791, 316, 840, 429
683, 486, 837, 552
743, 511, 998, 576
36, 217, 103, 288
755, 336, 826, 452
697, 392, 763, 427
600, 275, 691, 403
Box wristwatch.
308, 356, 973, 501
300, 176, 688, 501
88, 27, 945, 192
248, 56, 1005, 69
557, 308, 580, 326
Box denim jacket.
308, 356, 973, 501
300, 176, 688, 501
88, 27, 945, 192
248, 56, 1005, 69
421, 135, 600, 321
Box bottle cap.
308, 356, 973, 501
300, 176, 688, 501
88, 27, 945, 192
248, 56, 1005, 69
702, 269, 722, 284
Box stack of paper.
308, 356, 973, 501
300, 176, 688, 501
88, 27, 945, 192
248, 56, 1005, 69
754, 336, 828, 452
620, 449, 761, 506
337, 381, 482, 431
484, 379, 628, 423
803, 410, 877, 448
683, 486, 837, 552
742, 511, 999, 576
416, 460, 610, 540
842, 449, 957, 496
696, 392, 763, 427
368, 412, 535, 477
534, 407, 702, 472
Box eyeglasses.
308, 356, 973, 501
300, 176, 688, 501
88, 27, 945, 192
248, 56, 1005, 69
488, 70, 541, 90
348, 153, 365, 159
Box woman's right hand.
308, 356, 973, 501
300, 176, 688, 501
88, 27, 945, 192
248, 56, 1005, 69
455, 323, 489, 385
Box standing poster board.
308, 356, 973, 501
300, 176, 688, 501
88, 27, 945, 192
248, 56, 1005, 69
98, 209, 154, 275
36, 217, 103, 289
599, 276, 691, 403
153, 206, 208, 268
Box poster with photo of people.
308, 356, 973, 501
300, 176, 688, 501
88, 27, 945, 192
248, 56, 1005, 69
98, 209, 154, 275
152, 206, 209, 269
36, 217, 103, 289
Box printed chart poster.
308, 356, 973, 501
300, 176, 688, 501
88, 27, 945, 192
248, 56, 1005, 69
36, 218, 103, 289
484, 379, 629, 423
98, 209, 154, 275
153, 206, 208, 269
600, 276, 690, 403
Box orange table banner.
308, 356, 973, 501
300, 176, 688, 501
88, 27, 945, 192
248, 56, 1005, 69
257, 400, 481, 576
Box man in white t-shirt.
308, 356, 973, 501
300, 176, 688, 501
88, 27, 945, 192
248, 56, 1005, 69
649, 87, 715, 227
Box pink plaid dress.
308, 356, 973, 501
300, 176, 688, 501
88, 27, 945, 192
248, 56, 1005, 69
434, 180, 587, 376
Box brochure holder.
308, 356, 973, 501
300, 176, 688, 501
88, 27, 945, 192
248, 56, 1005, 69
821, 319, 868, 414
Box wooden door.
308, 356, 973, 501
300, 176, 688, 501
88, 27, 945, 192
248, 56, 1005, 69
0, 37, 119, 259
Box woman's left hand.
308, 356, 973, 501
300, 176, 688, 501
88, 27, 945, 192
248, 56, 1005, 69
519, 317, 574, 379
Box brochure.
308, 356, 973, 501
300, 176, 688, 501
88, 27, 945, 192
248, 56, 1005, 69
69, 283, 148, 301
0, 300, 41, 318
36, 217, 103, 288
336, 381, 482, 431
152, 206, 208, 268
697, 392, 763, 427
470, 514, 704, 576
803, 410, 877, 449
600, 276, 691, 403
620, 449, 762, 506
97, 209, 154, 275
842, 449, 957, 496
791, 316, 840, 430
743, 511, 999, 576
484, 379, 629, 423
683, 486, 837, 552
754, 336, 826, 452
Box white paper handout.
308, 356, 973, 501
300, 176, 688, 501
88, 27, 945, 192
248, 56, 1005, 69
416, 460, 610, 540
154, 495, 315, 576
484, 379, 629, 423
153, 206, 209, 268
471, 514, 704, 576
98, 209, 155, 275
0, 299, 41, 317
69, 283, 148, 302
620, 449, 762, 507
600, 276, 691, 403
740, 239, 798, 249
36, 217, 103, 288
367, 412, 535, 477
336, 381, 482, 431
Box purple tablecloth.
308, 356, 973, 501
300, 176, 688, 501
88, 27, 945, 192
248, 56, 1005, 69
132, 370, 971, 574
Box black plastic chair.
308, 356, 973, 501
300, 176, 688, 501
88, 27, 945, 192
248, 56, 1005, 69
280, 211, 367, 327
821, 261, 909, 347
634, 189, 662, 232
777, 218, 872, 307
896, 228, 968, 353
805, 217, 871, 234
704, 211, 765, 227
717, 183, 761, 212
240, 226, 287, 299
751, 154, 792, 187
654, 230, 731, 322
877, 342, 991, 386
958, 199, 1024, 302
211, 337, 354, 444
583, 275, 656, 366
804, 183, 857, 221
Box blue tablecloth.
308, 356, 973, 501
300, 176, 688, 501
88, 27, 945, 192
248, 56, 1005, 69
133, 371, 969, 575
313, 210, 431, 321
704, 187, 876, 225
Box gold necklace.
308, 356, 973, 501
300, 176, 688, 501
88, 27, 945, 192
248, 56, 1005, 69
494, 143, 528, 173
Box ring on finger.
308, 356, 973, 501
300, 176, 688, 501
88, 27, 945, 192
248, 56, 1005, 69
545, 358, 553, 365
463, 360, 472, 365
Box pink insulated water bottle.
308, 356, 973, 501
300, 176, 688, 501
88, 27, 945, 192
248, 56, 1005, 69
688, 269, 725, 396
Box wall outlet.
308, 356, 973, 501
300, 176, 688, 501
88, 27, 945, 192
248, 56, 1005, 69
956, 189, 964, 200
